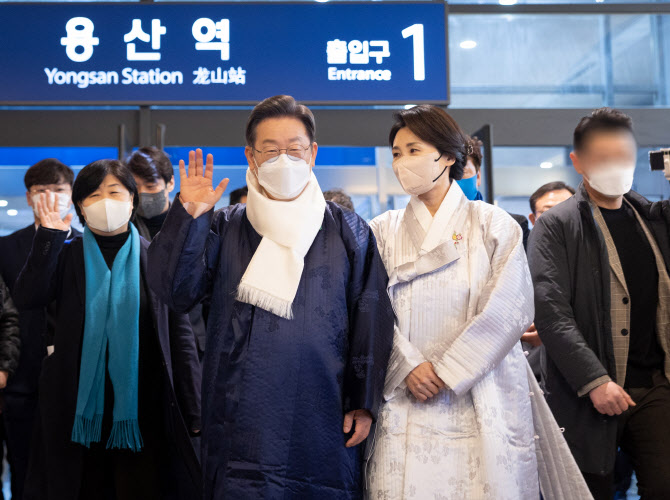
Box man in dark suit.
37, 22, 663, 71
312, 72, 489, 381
126, 147, 208, 360
0, 158, 80, 500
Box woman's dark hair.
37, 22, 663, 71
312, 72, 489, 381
245, 95, 316, 147
229, 186, 248, 205
573, 107, 635, 152
125, 147, 174, 185
72, 159, 139, 226
24, 158, 75, 190
389, 105, 468, 180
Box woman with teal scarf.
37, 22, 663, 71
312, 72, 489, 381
13, 160, 202, 500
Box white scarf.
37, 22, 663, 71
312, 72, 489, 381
237, 168, 326, 319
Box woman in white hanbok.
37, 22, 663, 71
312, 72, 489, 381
366, 105, 592, 500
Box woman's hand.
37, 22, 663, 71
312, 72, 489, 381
36, 191, 73, 231
179, 149, 229, 218
405, 361, 446, 402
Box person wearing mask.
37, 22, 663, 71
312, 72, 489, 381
367, 105, 591, 500
13, 160, 202, 500
126, 147, 175, 241
522, 181, 576, 382
126, 147, 208, 361
323, 188, 355, 211
148, 95, 393, 499
457, 135, 531, 249
0, 158, 80, 500
527, 107, 670, 499
228, 186, 248, 205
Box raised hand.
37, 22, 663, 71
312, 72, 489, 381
179, 149, 229, 218
36, 191, 73, 231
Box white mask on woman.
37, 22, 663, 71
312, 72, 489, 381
585, 163, 635, 197
32, 192, 71, 220
255, 154, 311, 200
82, 198, 133, 232
392, 153, 447, 196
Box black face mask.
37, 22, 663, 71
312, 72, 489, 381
137, 190, 167, 219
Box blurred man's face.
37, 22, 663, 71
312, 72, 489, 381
569, 130, 637, 197
529, 188, 573, 224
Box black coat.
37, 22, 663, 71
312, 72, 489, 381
0, 225, 80, 396
527, 183, 670, 475
12, 226, 202, 500
0, 274, 20, 376
509, 212, 530, 251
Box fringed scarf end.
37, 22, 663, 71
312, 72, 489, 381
106, 419, 144, 452
71, 414, 103, 448
236, 283, 294, 320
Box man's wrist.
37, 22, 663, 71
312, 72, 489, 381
579, 375, 612, 397
182, 200, 214, 219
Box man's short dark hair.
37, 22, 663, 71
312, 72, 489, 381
573, 107, 635, 152
125, 147, 174, 185
529, 181, 576, 214
229, 186, 248, 205
389, 105, 468, 181
466, 135, 484, 173
323, 188, 354, 211
72, 160, 139, 226
24, 158, 75, 190
245, 95, 316, 147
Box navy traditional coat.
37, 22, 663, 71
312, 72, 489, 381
148, 198, 394, 500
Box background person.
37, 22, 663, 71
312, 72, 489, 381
528, 108, 670, 499
0, 159, 80, 500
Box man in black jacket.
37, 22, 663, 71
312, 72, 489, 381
528, 108, 670, 500
0, 274, 21, 388
126, 147, 208, 360
0, 158, 80, 500
0, 275, 21, 500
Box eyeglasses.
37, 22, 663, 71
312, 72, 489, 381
253, 144, 312, 164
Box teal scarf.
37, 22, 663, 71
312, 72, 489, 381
72, 225, 143, 452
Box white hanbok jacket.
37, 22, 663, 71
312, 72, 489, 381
366, 182, 592, 500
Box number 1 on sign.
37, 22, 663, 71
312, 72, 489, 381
402, 24, 425, 81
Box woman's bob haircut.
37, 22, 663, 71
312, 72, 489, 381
389, 105, 469, 181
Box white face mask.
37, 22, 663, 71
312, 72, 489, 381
392, 153, 447, 196
82, 198, 133, 233
585, 162, 635, 198
254, 154, 312, 200
32, 192, 71, 220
